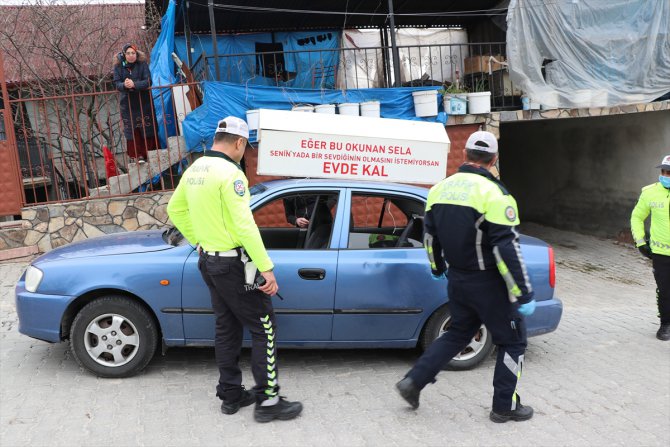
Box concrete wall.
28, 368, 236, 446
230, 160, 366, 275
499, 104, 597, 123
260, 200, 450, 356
499, 110, 669, 238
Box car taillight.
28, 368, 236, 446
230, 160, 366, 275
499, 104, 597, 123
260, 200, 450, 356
548, 246, 556, 288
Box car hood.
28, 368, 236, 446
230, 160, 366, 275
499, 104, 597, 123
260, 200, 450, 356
34, 230, 174, 264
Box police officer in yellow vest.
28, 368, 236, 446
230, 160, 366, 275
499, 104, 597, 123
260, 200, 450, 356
167, 117, 303, 422
631, 154, 670, 341
396, 131, 536, 423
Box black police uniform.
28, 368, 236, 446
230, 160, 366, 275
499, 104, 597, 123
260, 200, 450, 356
406, 164, 534, 414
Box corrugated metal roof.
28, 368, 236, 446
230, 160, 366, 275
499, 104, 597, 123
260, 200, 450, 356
154, 0, 505, 34
0, 3, 150, 85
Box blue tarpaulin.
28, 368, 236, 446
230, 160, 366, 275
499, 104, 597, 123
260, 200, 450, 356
182, 81, 447, 152
175, 31, 340, 89
150, 0, 178, 148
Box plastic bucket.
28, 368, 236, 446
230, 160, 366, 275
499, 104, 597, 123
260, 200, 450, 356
246, 109, 260, 130
292, 104, 314, 112
314, 104, 336, 114
360, 101, 381, 118
467, 92, 491, 114
338, 102, 360, 116
444, 94, 467, 115
412, 90, 438, 117
589, 90, 607, 107
569, 89, 593, 108
522, 96, 541, 110
540, 90, 560, 110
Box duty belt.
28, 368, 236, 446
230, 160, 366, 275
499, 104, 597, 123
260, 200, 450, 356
202, 248, 240, 257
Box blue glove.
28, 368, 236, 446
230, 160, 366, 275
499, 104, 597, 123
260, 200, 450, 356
518, 299, 536, 316
431, 272, 446, 281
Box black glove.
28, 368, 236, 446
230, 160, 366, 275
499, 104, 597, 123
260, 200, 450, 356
638, 244, 652, 259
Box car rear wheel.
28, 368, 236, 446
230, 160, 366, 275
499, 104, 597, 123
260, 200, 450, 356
70, 296, 158, 378
420, 305, 494, 371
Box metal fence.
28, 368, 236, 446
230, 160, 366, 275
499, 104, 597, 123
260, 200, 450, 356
6, 42, 519, 208
191, 42, 520, 110
7, 83, 196, 205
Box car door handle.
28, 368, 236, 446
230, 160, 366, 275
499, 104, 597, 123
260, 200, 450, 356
298, 268, 326, 280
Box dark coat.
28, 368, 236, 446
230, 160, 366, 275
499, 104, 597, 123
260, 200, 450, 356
113, 54, 155, 141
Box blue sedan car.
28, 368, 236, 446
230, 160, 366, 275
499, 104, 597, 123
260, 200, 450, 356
15, 179, 562, 378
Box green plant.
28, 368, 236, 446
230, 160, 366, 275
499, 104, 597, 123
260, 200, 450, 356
440, 83, 468, 95
471, 75, 489, 93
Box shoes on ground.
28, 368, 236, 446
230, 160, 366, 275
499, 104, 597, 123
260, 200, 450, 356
657, 323, 670, 341
220, 389, 255, 415
253, 397, 303, 423
396, 377, 420, 410
489, 403, 534, 423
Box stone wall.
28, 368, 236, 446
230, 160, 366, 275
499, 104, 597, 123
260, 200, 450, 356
0, 193, 172, 253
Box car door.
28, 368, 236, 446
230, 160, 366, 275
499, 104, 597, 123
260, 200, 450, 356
181, 187, 341, 343
332, 188, 443, 342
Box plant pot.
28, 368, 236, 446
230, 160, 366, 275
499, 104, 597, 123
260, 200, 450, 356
569, 89, 608, 108
246, 109, 260, 142
444, 94, 467, 115
246, 109, 260, 130
467, 92, 491, 114
360, 101, 381, 118
521, 96, 541, 110
292, 104, 314, 112
412, 90, 438, 117
540, 90, 560, 110
314, 104, 336, 114
338, 102, 360, 116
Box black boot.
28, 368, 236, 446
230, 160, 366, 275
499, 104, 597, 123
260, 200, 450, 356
396, 377, 421, 410
657, 323, 670, 341
254, 397, 303, 423
221, 389, 255, 415
489, 403, 534, 423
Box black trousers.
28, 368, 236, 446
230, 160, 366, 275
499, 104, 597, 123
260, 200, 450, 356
652, 253, 670, 324
198, 253, 279, 402
407, 269, 528, 412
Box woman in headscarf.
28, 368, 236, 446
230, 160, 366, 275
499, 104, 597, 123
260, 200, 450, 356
113, 43, 157, 164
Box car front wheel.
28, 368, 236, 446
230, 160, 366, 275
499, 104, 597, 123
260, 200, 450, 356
420, 305, 494, 371
70, 295, 158, 378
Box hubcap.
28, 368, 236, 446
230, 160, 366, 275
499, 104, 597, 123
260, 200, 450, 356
438, 317, 489, 361
83, 313, 140, 367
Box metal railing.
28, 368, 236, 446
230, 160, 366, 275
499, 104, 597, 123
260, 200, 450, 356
6, 42, 519, 207
6, 82, 197, 205
191, 41, 520, 110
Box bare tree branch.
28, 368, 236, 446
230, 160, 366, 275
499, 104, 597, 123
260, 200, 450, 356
0, 0, 160, 196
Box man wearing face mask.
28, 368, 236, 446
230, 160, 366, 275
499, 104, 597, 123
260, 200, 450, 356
631, 154, 670, 341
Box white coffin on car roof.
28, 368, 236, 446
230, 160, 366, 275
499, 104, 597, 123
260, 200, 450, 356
256, 109, 450, 185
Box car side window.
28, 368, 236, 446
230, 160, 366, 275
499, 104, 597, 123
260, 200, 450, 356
253, 192, 339, 250
347, 193, 424, 249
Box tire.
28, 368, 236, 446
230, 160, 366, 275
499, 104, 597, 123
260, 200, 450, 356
420, 304, 494, 371
70, 295, 158, 378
